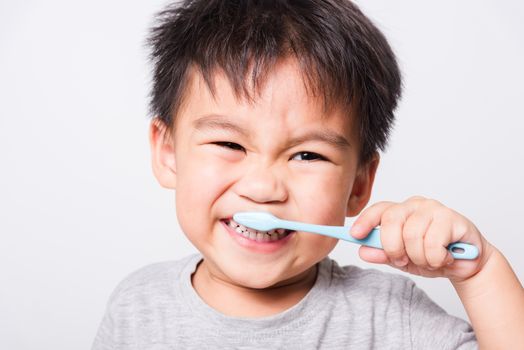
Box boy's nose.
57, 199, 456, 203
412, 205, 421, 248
234, 164, 288, 204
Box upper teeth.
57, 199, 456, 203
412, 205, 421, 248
227, 219, 288, 242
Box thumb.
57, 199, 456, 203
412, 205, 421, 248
358, 245, 389, 264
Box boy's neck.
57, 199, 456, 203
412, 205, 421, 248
191, 259, 319, 318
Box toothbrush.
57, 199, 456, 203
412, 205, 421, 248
232, 211, 479, 260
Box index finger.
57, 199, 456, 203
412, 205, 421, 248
350, 201, 395, 239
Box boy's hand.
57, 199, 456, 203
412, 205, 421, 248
350, 196, 494, 282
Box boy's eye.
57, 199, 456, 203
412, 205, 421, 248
212, 141, 245, 152
291, 151, 326, 162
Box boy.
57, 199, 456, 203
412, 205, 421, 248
93, 0, 524, 348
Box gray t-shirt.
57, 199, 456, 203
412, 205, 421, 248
92, 253, 477, 349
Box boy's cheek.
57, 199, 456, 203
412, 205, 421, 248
293, 190, 348, 226
177, 157, 232, 196
303, 235, 339, 255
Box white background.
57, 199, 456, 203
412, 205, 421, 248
1, 1, 523, 349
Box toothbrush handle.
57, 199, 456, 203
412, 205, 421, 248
446, 242, 479, 260
344, 229, 479, 260
278, 220, 478, 260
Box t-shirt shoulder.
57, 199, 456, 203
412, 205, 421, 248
106, 253, 198, 304
326, 260, 477, 348
328, 258, 414, 301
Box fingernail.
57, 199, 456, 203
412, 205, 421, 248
393, 256, 408, 267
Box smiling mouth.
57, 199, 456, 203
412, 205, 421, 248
222, 218, 295, 242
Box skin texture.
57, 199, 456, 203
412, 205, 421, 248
149, 58, 378, 317
149, 58, 524, 347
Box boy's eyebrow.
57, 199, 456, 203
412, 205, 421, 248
193, 114, 250, 138
288, 130, 351, 150
193, 114, 351, 149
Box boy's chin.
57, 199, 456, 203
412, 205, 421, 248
228, 268, 289, 290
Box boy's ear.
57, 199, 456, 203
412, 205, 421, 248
346, 153, 380, 217
149, 119, 177, 189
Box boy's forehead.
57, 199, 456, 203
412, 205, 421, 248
179, 59, 357, 135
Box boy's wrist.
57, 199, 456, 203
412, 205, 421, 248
449, 242, 524, 348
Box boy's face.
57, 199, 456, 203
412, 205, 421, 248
150, 58, 378, 289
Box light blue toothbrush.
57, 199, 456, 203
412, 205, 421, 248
233, 211, 479, 260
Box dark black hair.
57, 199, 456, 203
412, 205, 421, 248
147, 0, 402, 164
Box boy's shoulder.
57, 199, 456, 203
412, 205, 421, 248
106, 253, 201, 305
326, 257, 415, 301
